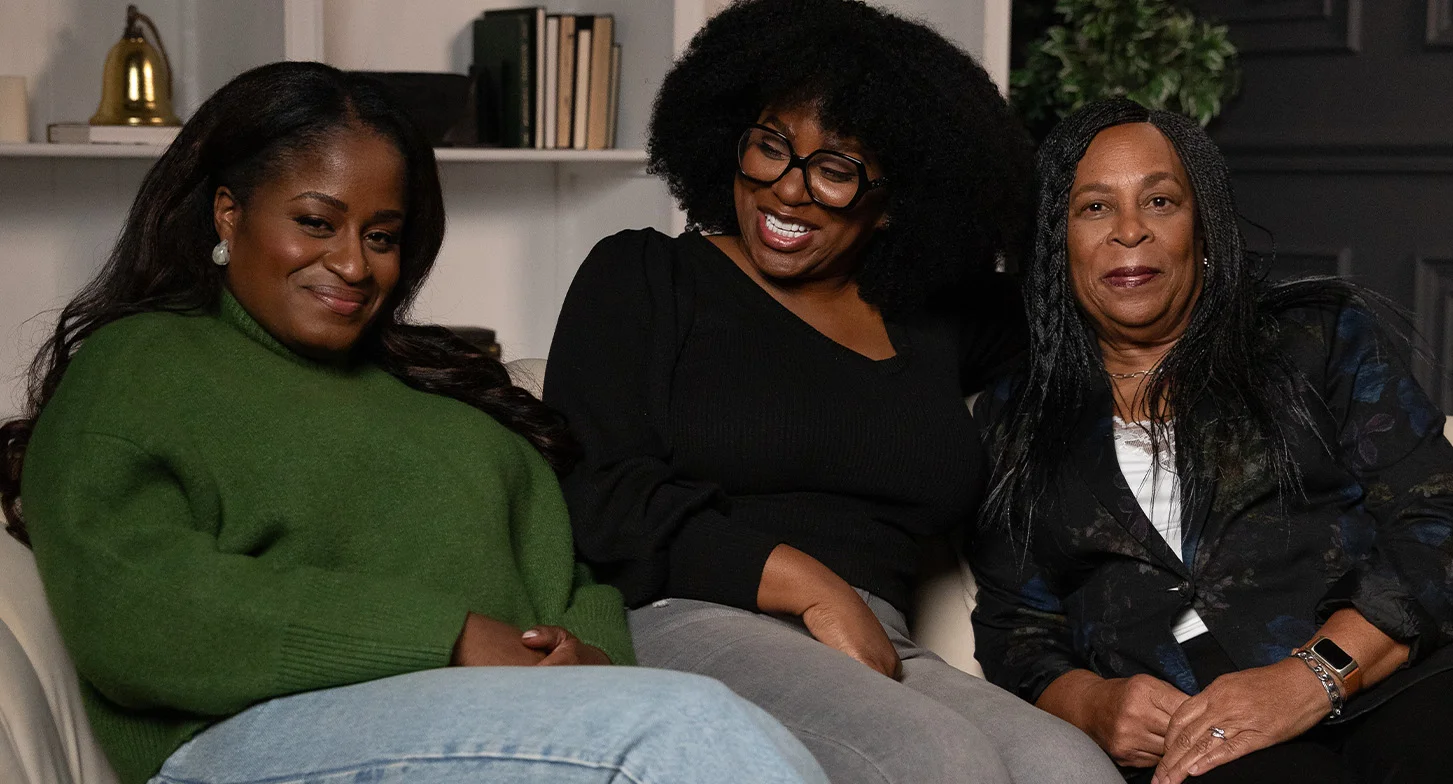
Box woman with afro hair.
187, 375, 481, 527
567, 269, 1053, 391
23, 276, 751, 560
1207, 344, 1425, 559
544, 1, 1121, 782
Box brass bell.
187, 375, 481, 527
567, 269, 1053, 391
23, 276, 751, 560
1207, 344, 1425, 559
91, 4, 180, 126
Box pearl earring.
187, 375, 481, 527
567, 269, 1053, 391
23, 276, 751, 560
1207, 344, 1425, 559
1203, 254, 1210, 271
212, 240, 230, 267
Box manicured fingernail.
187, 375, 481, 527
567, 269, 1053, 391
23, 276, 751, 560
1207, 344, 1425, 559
521, 630, 540, 639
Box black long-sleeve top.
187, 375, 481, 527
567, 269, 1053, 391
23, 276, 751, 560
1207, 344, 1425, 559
969, 301, 1453, 719
545, 229, 1024, 612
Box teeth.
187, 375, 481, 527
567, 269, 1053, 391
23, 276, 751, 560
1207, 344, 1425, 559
765, 213, 810, 237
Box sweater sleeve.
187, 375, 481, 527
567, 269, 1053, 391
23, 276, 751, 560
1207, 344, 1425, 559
1313, 305, 1453, 662
560, 563, 636, 665
545, 231, 782, 609
23, 428, 472, 717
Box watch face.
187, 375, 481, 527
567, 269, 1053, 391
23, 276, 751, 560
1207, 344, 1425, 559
1312, 638, 1355, 671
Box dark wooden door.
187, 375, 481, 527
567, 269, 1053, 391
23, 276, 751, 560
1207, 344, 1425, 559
1189, 1, 1453, 404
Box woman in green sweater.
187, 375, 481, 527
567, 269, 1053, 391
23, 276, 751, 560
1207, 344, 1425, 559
0, 62, 825, 784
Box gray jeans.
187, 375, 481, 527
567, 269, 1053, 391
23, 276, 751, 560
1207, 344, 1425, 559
629, 591, 1120, 784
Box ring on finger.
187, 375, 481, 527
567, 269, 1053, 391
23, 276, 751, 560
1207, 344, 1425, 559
1209, 726, 1227, 740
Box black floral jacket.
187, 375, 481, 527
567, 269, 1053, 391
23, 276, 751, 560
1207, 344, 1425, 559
969, 302, 1453, 721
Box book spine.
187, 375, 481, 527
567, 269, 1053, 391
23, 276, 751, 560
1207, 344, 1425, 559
472, 17, 514, 147
607, 44, 622, 149
533, 9, 546, 150
557, 16, 577, 150
544, 16, 559, 149
572, 25, 593, 150
517, 13, 533, 148
586, 16, 614, 150
47, 123, 179, 145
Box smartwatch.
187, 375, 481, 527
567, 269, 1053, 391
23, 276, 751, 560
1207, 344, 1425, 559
1305, 636, 1362, 695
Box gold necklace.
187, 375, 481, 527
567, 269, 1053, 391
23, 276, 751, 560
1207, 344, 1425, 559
1107, 368, 1158, 380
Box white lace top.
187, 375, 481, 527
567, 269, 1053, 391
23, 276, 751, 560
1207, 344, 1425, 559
1111, 417, 1209, 643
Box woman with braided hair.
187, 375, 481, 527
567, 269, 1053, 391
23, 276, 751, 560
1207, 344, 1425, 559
971, 97, 1453, 783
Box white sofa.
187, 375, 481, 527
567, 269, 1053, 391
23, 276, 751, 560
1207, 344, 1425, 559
11, 356, 1449, 782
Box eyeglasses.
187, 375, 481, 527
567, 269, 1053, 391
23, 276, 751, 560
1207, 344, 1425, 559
736, 124, 888, 210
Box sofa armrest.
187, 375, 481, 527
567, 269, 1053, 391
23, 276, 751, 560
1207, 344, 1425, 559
0, 618, 74, 784
0, 534, 118, 784
911, 532, 983, 677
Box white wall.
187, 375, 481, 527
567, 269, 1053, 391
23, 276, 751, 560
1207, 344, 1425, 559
0, 0, 286, 416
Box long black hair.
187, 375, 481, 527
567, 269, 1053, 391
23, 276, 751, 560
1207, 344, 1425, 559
982, 98, 1364, 543
648, 0, 1036, 315
2, 61, 574, 544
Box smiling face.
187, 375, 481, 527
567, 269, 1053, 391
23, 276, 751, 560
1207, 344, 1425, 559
730, 104, 888, 285
1067, 122, 1203, 348
213, 127, 406, 361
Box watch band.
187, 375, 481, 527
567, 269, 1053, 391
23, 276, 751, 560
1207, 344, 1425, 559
1293, 649, 1345, 718
1306, 636, 1363, 695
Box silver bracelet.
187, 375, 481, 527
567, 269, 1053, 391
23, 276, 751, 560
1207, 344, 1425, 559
1294, 649, 1345, 718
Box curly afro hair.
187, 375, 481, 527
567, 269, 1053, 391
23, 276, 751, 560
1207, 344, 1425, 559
649, 0, 1036, 315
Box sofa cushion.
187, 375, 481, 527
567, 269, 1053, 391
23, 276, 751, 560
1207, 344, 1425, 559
0, 533, 119, 784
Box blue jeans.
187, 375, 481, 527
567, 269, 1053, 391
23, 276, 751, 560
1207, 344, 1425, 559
148, 667, 828, 784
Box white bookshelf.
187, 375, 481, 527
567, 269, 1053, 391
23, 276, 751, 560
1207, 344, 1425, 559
0, 142, 648, 164
0, 0, 1005, 418
0, 143, 166, 159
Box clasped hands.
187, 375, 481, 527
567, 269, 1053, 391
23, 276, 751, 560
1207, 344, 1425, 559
1085, 658, 1330, 783
451, 611, 611, 667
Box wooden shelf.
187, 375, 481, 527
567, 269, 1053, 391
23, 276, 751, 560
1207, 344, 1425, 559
0, 142, 648, 164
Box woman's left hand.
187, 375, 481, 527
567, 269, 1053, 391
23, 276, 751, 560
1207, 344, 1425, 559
1151, 657, 1331, 784
520, 625, 613, 666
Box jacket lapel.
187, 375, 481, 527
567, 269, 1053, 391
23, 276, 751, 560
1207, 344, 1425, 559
1068, 391, 1192, 578
1177, 396, 1224, 572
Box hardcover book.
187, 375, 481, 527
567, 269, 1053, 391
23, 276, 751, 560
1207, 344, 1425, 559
585, 15, 614, 150
473, 7, 545, 148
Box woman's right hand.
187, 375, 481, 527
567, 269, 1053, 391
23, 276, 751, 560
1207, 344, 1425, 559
1038, 670, 1189, 768
800, 593, 902, 678
450, 612, 547, 667
757, 544, 902, 679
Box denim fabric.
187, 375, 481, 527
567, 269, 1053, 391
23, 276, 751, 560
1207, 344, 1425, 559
629, 592, 1121, 784
148, 667, 827, 784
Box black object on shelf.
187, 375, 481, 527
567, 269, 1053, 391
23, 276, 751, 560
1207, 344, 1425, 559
351, 71, 479, 146
447, 326, 502, 360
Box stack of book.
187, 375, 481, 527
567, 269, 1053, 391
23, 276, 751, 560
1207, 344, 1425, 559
46, 124, 180, 145
473, 7, 622, 150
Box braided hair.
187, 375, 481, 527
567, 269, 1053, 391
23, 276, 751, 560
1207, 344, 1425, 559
982, 98, 1364, 543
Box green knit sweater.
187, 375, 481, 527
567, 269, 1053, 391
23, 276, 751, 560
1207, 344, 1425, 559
22, 293, 634, 784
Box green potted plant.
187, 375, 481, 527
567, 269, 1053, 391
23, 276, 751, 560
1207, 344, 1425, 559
1012, 0, 1240, 138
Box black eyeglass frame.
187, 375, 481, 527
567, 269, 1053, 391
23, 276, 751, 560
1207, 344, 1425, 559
735, 124, 889, 211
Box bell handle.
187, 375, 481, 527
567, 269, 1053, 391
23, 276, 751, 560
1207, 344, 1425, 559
126, 5, 174, 84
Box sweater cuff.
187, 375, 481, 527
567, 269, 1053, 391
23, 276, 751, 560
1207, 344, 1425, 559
277, 571, 471, 694
666, 512, 782, 611
562, 583, 637, 666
